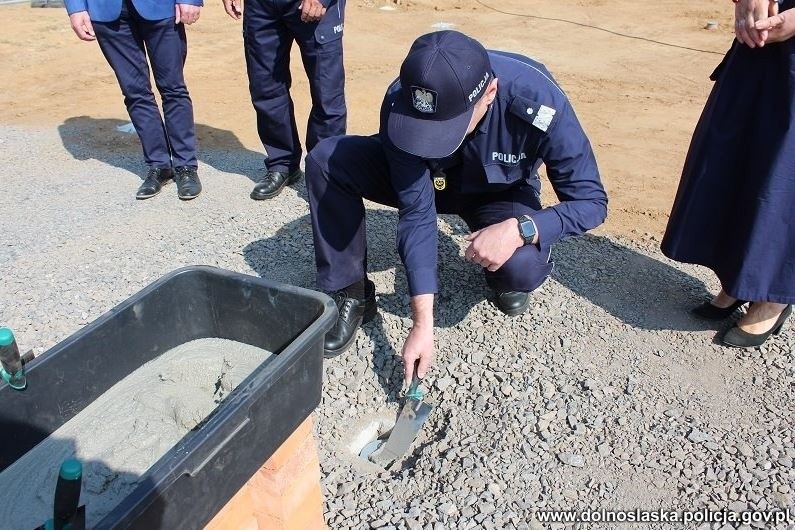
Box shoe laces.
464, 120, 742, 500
332, 290, 358, 320
174, 167, 195, 184
261, 171, 282, 185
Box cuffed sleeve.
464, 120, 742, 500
530, 207, 564, 253
176, 0, 204, 6
406, 267, 439, 297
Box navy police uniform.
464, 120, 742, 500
306, 49, 607, 297
65, 0, 201, 171
244, 0, 347, 174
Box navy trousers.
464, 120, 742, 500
93, 0, 197, 169
243, 0, 346, 174
306, 135, 554, 294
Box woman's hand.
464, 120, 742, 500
755, 7, 795, 43
735, 0, 772, 47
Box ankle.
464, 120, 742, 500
739, 303, 788, 328
711, 290, 737, 308
342, 278, 365, 301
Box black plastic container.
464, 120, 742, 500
0, 266, 336, 529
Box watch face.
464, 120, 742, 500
519, 217, 536, 242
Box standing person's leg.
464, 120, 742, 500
137, 7, 201, 199
245, 0, 303, 200
458, 185, 553, 316
288, 0, 347, 152
93, 0, 172, 198
305, 134, 398, 356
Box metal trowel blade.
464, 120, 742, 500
370, 397, 433, 465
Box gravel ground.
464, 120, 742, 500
1, 124, 793, 529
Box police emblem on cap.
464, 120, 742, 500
411, 86, 437, 114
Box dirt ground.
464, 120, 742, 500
0, 0, 738, 238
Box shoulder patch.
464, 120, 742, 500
509, 96, 556, 132
532, 105, 556, 132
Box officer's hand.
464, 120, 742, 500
735, 0, 771, 47
222, 0, 243, 20
176, 4, 201, 25
755, 7, 795, 43
401, 323, 433, 387
299, 0, 326, 22
464, 219, 524, 272
69, 11, 96, 41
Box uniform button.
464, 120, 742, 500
526, 107, 534, 115
320, 35, 325, 40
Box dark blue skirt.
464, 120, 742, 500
661, 24, 795, 304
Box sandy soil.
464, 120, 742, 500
0, 0, 738, 238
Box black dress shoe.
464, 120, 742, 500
495, 290, 531, 316
691, 298, 747, 320
136, 168, 173, 199
324, 279, 377, 358
721, 304, 792, 348
250, 168, 303, 200
174, 166, 202, 200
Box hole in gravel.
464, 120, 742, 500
348, 415, 396, 467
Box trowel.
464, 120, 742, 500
369, 368, 433, 467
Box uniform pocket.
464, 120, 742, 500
314, 0, 345, 46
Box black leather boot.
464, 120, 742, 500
174, 166, 202, 200
494, 290, 531, 316
136, 168, 173, 199
324, 279, 377, 358
250, 168, 303, 200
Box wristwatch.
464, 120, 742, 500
516, 214, 536, 245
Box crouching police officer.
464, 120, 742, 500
65, 0, 204, 200
306, 31, 607, 380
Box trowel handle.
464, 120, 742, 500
408, 375, 420, 396
405, 362, 423, 399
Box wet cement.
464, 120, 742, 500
0, 338, 273, 528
